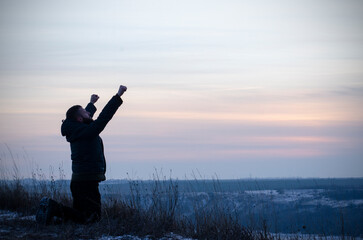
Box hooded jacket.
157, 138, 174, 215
61, 95, 123, 182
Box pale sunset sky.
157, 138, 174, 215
0, 0, 362, 179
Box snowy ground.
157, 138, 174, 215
98, 233, 194, 240
2, 210, 360, 240
0, 210, 194, 240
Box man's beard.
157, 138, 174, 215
83, 117, 94, 124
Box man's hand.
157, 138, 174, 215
90, 94, 99, 104
117, 85, 127, 96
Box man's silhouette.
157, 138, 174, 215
36, 85, 127, 224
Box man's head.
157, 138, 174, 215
66, 105, 92, 123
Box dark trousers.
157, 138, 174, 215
71, 181, 101, 221
58, 181, 101, 223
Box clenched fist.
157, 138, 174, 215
90, 94, 99, 104
117, 85, 127, 96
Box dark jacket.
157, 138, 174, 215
61, 95, 123, 182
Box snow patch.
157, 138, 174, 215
98, 233, 195, 240
245, 190, 279, 195
0, 210, 35, 221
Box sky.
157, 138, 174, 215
0, 0, 362, 180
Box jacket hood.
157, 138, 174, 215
61, 119, 80, 142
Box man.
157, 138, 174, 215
36, 85, 127, 224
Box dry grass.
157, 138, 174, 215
0, 149, 354, 240
0, 173, 258, 240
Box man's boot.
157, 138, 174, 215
36, 197, 63, 225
